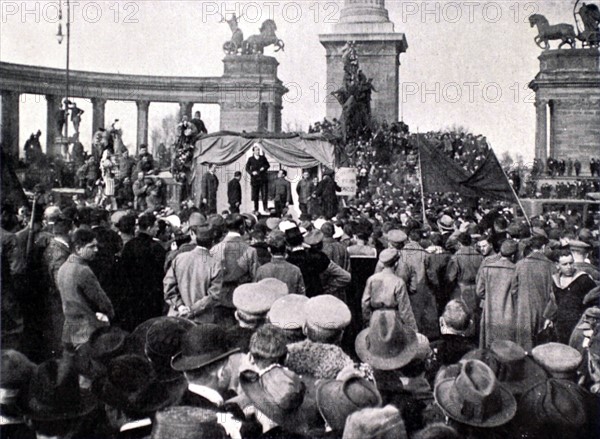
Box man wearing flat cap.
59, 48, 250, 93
376, 229, 439, 339
362, 249, 417, 332
476, 239, 519, 348
164, 225, 222, 323
570, 240, 600, 282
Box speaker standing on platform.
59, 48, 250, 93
245, 143, 270, 213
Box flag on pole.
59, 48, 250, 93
461, 149, 518, 203
415, 134, 476, 196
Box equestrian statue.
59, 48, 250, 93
529, 14, 577, 49
574, 1, 600, 47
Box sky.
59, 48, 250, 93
0, 0, 584, 161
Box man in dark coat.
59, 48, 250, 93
296, 170, 313, 219
118, 213, 166, 331
227, 171, 242, 213
245, 144, 270, 213
272, 169, 292, 217
313, 170, 341, 219
200, 164, 219, 215
191, 111, 208, 135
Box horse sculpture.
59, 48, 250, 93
575, 3, 600, 47
529, 14, 577, 49
222, 14, 244, 54
242, 19, 284, 55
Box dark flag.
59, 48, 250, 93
415, 134, 476, 196
461, 149, 517, 203
1, 150, 27, 208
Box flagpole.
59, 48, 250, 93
495, 150, 532, 230
417, 131, 428, 227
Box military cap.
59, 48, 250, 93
378, 249, 399, 265
304, 295, 351, 330
233, 278, 288, 318
304, 230, 324, 246
568, 240, 590, 250
268, 294, 309, 330
387, 230, 407, 244
531, 343, 582, 378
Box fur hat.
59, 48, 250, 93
286, 340, 354, 380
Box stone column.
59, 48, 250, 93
46, 95, 62, 157
91, 97, 106, 134
136, 100, 149, 152
179, 102, 193, 120
1, 90, 20, 162
534, 99, 547, 163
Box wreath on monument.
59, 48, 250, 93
171, 141, 194, 183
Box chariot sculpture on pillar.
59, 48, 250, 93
221, 14, 284, 55
529, 1, 599, 49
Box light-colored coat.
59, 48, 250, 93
164, 246, 223, 322
476, 256, 516, 348
510, 251, 557, 351
256, 256, 305, 295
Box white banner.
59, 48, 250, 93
335, 167, 357, 196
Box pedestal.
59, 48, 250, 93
530, 49, 600, 175
219, 55, 287, 133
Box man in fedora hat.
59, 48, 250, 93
173, 324, 242, 411
164, 225, 222, 323
23, 357, 99, 439
362, 249, 417, 331
434, 359, 517, 436
240, 365, 321, 437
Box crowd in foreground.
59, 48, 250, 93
1, 185, 600, 438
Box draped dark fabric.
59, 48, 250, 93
414, 135, 475, 196
193, 132, 336, 169
1, 151, 27, 208
461, 150, 517, 203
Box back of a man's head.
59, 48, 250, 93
441, 300, 471, 334
225, 214, 245, 232
137, 213, 155, 231
321, 222, 334, 238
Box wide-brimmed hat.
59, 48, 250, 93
316, 376, 382, 432
93, 354, 185, 416
151, 406, 227, 439
171, 324, 240, 372
434, 359, 517, 428
24, 358, 97, 421
75, 326, 129, 379
489, 340, 547, 395
304, 230, 324, 247
355, 310, 418, 370
145, 317, 196, 379
240, 365, 319, 434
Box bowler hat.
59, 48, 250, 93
24, 358, 97, 421
93, 354, 185, 415
240, 365, 319, 434
171, 324, 240, 372
434, 359, 517, 427
355, 310, 418, 370
285, 226, 304, 246
316, 376, 382, 432
151, 406, 227, 439
75, 326, 129, 379
145, 317, 196, 379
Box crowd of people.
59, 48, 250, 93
2, 151, 600, 438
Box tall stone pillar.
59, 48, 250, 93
1, 90, 20, 162
46, 95, 62, 157
534, 99, 547, 163
179, 102, 193, 120
319, 0, 407, 124
91, 97, 106, 134
136, 100, 149, 152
